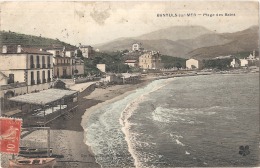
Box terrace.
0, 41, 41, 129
8, 89, 79, 127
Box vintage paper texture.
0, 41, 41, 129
0, 1, 259, 168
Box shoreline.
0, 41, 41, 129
1, 71, 258, 167
52, 79, 152, 168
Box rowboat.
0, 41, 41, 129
19, 147, 53, 157
9, 158, 56, 168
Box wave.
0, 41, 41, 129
84, 78, 175, 168
120, 78, 175, 168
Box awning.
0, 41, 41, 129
9, 89, 78, 105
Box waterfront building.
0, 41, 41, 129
0, 45, 53, 97
186, 58, 202, 69
139, 51, 162, 69
46, 46, 84, 78
46, 47, 73, 78
239, 59, 249, 67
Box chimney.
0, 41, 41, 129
2, 45, 7, 53
17, 45, 22, 53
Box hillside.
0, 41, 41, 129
0, 31, 76, 49
94, 25, 216, 56
136, 25, 214, 41
187, 26, 259, 59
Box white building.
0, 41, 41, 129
132, 43, 140, 51
0, 45, 53, 98
239, 59, 249, 67
186, 58, 201, 69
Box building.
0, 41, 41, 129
132, 43, 144, 51
124, 60, 138, 67
186, 58, 202, 69
79, 45, 94, 58
46, 47, 73, 78
230, 58, 240, 68
139, 51, 162, 69
97, 64, 106, 73
247, 50, 256, 60
0, 45, 53, 98
239, 59, 249, 67
132, 43, 140, 51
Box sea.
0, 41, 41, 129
83, 73, 259, 168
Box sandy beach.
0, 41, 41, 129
0, 79, 151, 168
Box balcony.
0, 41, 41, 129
42, 64, 46, 68
47, 78, 51, 82
42, 79, 47, 83
37, 79, 41, 84
36, 64, 40, 68
47, 64, 52, 68
31, 80, 35, 85
30, 64, 35, 69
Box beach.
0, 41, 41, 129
0, 79, 151, 168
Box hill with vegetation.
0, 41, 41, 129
0, 31, 76, 49
187, 26, 259, 59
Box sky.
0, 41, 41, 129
0, 1, 259, 45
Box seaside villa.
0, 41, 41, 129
0, 45, 53, 113
186, 58, 202, 69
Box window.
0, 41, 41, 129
30, 55, 34, 68
47, 56, 51, 68
31, 72, 34, 85
42, 71, 45, 83
37, 71, 40, 84
8, 74, 14, 84
47, 70, 51, 82
42, 56, 45, 68
63, 68, 67, 76
36, 56, 40, 68
55, 51, 60, 56
57, 68, 59, 77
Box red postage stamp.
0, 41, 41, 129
0, 117, 22, 154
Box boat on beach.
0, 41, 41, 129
19, 147, 53, 157
9, 158, 56, 168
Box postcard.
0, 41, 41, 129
0, 1, 259, 167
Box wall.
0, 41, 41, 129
73, 64, 84, 75
0, 54, 27, 70
0, 83, 51, 98
27, 69, 53, 85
